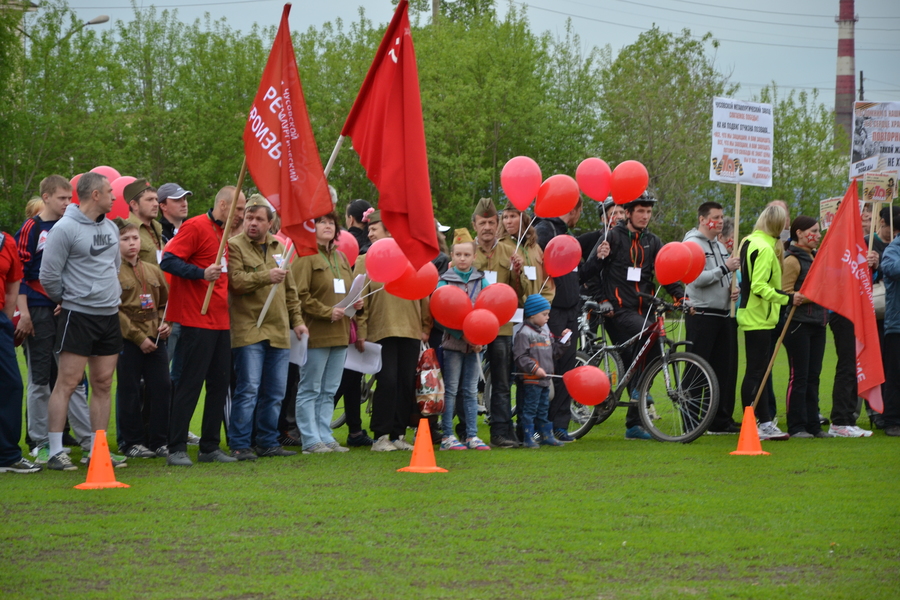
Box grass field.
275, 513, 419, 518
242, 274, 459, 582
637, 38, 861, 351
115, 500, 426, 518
3, 326, 899, 600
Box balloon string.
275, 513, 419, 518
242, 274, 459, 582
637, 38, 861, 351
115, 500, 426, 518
356, 286, 383, 301
603, 203, 610, 242
538, 276, 550, 295
640, 285, 661, 332
514, 214, 538, 256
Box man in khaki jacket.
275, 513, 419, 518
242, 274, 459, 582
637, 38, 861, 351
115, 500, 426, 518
125, 179, 165, 265
227, 195, 308, 460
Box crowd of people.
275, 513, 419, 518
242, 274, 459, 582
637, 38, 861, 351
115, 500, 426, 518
1, 173, 897, 475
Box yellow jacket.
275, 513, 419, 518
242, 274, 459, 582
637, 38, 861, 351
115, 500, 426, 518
353, 255, 430, 343
291, 244, 354, 349
118, 258, 168, 347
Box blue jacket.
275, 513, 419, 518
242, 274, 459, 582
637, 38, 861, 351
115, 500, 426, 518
880, 236, 900, 335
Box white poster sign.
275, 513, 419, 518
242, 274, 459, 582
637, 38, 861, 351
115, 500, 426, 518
851, 101, 900, 180
709, 97, 774, 187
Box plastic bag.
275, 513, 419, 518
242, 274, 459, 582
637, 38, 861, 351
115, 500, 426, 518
416, 346, 445, 416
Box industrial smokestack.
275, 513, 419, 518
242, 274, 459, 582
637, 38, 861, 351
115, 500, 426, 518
834, 0, 857, 148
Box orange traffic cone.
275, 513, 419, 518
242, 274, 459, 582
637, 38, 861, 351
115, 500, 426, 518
398, 418, 448, 473
75, 430, 130, 489
730, 407, 770, 456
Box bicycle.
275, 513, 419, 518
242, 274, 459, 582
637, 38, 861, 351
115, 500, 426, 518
571, 291, 719, 443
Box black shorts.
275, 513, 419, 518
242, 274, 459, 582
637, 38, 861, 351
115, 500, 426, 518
55, 309, 123, 357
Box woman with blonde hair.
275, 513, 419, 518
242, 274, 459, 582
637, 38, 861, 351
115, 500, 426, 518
737, 203, 803, 441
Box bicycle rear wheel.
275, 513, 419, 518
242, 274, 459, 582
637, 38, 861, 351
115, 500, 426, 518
567, 349, 625, 439
331, 372, 376, 429
636, 352, 718, 443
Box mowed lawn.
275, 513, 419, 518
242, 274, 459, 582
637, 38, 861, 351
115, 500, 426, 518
2, 325, 899, 600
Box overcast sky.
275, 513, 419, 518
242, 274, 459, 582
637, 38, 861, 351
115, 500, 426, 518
62, 0, 900, 105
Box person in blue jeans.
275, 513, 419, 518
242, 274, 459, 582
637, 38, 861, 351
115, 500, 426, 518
513, 295, 571, 448
227, 198, 307, 460
435, 240, 490, 451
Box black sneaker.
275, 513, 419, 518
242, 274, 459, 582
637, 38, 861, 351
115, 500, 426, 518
166, 451, 193, 466
47, 452, 78, 471
553, 428, 577, 443
490, 435, 518, 449
278, 432, 302, 447
122, 444, 155, 458
255, 446, 298, 457
346, 430, 375, 447
153, 446, 170, 458
0, 458, 43, 474
198, 449, 238, 463
707, 423, 742, 435
230, 448, 258, 461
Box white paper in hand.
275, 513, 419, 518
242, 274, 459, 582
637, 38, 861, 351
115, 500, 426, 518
336, 274, 367, 318
289, 332, 308, 366
344, 341, 383, 375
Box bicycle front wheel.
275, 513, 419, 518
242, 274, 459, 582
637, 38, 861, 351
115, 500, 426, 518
636, 352, 719, 443
566, 349, 625, 439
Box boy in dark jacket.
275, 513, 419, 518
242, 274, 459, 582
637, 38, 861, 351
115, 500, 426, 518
513, 295, 571, 448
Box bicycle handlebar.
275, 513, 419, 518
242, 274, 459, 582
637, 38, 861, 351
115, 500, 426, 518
636, 291, 686, 314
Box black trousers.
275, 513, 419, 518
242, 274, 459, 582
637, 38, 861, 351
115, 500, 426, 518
741, 328, 775, 423
118, 339, 171, 450
548, 306, 580, 430
685, 313, 738, 430
168, 327, 231, 453
882, 333, 900, 428
279, 363, 300, 437
334, 368, 364, 434
783, 321, 826, 435
829, 314, 858, 426
606, 309, 660, 429
370, 337, 419, 440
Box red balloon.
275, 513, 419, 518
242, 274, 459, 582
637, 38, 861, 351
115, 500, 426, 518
543, 234, 581, 277
655, 242, 692, 285
535, 174, 580, 218
563, 366, 611, 406
111, 176, 137, 204
336, 230, 360, 267
70, 173, 83, 204
108, 198, 130, 220
610, 160, 649, 205
430, 285, 473, 330
365, 237, 407, 283
682, 241, 706, 285
385, 261, 439, 301
463, 309, 500, 346
90, 165, 121, 182
575, 158, 612, 202
501, 156, 542, 211
474, 282, 518, 324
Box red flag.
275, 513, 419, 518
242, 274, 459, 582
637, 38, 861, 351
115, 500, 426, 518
243, 4, 332, 257
340, 0, 438, 269
800, 183, 884, 411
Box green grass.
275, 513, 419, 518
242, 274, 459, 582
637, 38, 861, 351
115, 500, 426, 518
2, 327, 899, 600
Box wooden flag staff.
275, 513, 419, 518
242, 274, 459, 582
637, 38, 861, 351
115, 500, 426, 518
729, 183, 741, 318
201, 158, 248, 315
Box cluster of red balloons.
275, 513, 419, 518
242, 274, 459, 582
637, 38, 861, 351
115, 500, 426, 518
655, 241, 706, 285
363, 237, 439, 302
563, 365, 611, 406
500, 157, 581, 219
430, 283, 518, 346
575, 157, 649, 206
69, 166, 133, 219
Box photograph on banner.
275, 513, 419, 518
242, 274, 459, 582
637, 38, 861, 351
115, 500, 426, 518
850, 101, 900, 180
819, 197, 842, 230
709, 97, 774, 187
863, 170, 899, 203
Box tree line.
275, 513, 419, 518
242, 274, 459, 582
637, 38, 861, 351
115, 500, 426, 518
0, 0, 849, 241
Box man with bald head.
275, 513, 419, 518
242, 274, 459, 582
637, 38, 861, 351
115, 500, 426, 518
160, 186, 246, 466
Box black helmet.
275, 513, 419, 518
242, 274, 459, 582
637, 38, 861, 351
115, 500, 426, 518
623, 190, 657, 211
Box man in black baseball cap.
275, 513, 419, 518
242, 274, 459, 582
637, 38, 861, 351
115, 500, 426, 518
156, 183, 192, 243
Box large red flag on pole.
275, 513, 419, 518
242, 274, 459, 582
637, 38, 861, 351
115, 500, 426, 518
340, 0, 439, 269
800, 183, 884, 411
243, 4, 332, 257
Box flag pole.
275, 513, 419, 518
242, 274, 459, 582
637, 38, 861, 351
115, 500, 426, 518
201, 157, 247, 315
730, 183, 741, 318
751, 304, 795, 410
255, 136, 345, 326
868, 201, 880, 254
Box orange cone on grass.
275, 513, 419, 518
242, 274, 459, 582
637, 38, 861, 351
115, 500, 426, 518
75, 430, 130, 489
730, 407, 770, 456
398, 418, 448, 473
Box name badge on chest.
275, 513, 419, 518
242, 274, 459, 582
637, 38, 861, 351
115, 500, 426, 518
523, 265, 537, 281
334, 278, 346, 294
627, 267, 641, 282
484, 270, 498, 285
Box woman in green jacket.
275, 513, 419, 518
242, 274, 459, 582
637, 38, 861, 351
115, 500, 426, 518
737, 203, 803, 441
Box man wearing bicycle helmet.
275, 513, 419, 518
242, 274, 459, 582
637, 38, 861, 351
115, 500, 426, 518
582, 191, 686, 440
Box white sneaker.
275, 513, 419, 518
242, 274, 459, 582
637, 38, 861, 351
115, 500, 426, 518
301, 442, 333, 454
371, 435, 398, 452
829, 424, 873, 438
758, 421, 790, 441
392, 435, 414, 451
325, 442, 350, 453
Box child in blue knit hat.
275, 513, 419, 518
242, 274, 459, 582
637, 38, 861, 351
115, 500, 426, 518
512, 294, 571, 448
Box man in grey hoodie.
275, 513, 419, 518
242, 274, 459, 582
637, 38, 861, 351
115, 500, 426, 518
39, 172, 124, 471
683, 202, 741, 434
